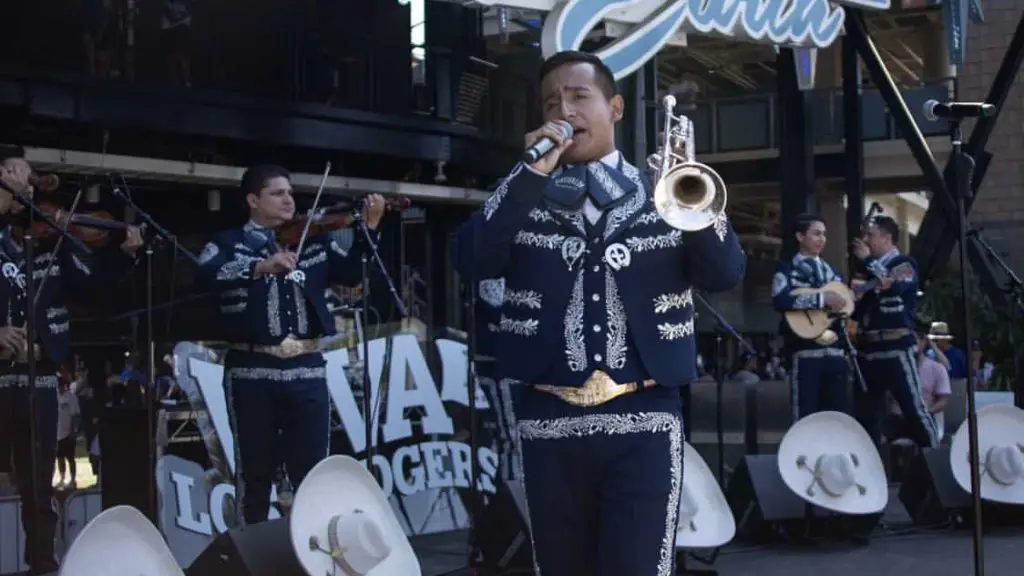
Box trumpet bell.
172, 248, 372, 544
653, 161, 727, 232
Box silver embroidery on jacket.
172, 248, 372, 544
267, 280, 282, 337
604, 269, 628, 370
528, 208, 555, 223
483, 163, 524, 221
517, 412, 682, 576
653, 290, 693, 314
0, 374, 59, 389
514, 231, 565, 250
498, 316, 539, 337
229, 366, 327, 382
713, 212, 729, 242
563, 270, 586, 372
631, 212, 661, 228
658, 319, 694, 341
626, 231, 683, 252
478, 279, 506, 308
504, 289, 542, 309
293, 282, 309, 335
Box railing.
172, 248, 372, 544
687, 78, 956, 156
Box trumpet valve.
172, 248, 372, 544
647, 153, 663, 170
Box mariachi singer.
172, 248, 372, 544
453, 50, 746, 575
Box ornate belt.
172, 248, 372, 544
534, 370, 657, 407
228, 336, 320, 359
859, 329, 910, 343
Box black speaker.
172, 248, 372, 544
898, 446, 972, 525
725, 454, 881, 542
187, 519, 305, 575
99, 406, 154, 519
472, 479, 534, 573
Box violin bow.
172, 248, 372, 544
286, 162, 332, 285
34, 188, 84, 307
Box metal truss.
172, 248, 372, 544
846, 8, 1024, 314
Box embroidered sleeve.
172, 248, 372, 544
771, 270, 824, 311
326, 228, 379, 287
453, 163, 550, 280
195, 237, 261, 289
680, 215, 746, 293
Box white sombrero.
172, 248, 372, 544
950, 404, 1024, 504
675, 442, 735, 548
777, 411, 888, 515
60, 506, 182, 576
290, 455, 421, 576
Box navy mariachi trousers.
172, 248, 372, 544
514, 385, 683, 576
223, 350, 330, 525
854, 340, 940, 449
0, 369, 59, 573
789, 347, 849, 421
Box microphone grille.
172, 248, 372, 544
922, 99, 940, 122
560, 123, 575, 139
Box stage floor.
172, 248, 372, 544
412, 528, 1024, 575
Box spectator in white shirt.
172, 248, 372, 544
56, 380, 81, 490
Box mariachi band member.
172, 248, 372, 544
453, 51, 745, 574
851, 214, 940, 449
195, 164, 385, 526
772, 213, 849, 420
0, 145, 143, 574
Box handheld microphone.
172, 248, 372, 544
522, 122, 574, 164
922, 100, 996, 122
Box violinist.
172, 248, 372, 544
0, 144, 144, 574
195, 164, 385, 527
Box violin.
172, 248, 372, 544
277, 197, 411, 248
11, 201, 130, 247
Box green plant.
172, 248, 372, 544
919, 266, 1019, 391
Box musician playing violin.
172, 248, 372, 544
0, 145, 143, 574
195, 164, 385, 526
772, 214, 850, 421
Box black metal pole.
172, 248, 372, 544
23, 230, 43, 570
145, 245, 156, 522
361, 251, 375, 482
951, 119, 985, 576
842, 35, 865, 276
713, 332, 725, 484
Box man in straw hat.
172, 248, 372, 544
851, 215, 940, 449
772, 213, 850, 421
453, 51, 745, 574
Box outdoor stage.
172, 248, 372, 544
411, 527, 1024, 575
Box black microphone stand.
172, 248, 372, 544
948, 117, 985, 576
109, 181, 199, 523
352, 212, 407, 484
1, 186, 91, 572
969, 229, 1024, 407
678, 293, 755, 576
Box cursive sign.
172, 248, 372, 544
476, 0, 892, 80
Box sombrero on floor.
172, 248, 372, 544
675, 441, 735, 548
290, 455, 420, 575
950, 404, 1024, 505
60, 505, 182, 575
777, 411, 888, 515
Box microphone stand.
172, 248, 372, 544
353, 213, 407, 484
679, 293, 755, 576
109, 182, 199, 523
968, 229, 1024, 407
948, 118, 985, 576
0, 185, 91, 572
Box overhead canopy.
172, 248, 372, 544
25, 147, 491, 205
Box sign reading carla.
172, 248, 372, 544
157, 336, 499, 567
474, 0, 892, 79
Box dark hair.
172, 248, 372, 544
241, 164, 290, 198
0, 144, 26, 164
538, 51, 617, 100
793, 213, 825, 236
871, 215, 900, 243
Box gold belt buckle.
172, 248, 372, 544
537, 371, 636, 407
278, 336, 305, 359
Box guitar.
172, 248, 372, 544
783, 263, 914, 340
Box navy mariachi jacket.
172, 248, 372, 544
853, 248, 919, 346
452, 157, 746, 388
772, 254, 845, 353
195, 221, 378, 345
0, 227, 137, 365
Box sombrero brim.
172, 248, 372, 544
61, 506, 182, 576
950, 404, 1024, 505
927, 334, 954, 340
777, 411, 888, 515
290, 456, 421, 576
675, 442, 736, 548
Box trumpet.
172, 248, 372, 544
647, 94, 727, 231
